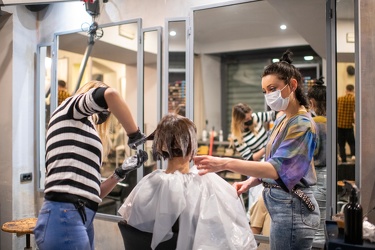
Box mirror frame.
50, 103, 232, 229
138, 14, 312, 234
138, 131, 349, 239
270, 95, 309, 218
96, 18, 143, 220
188, 0, 343, 245
37, 19, 143, 221
163, 17, 191, 119
327, 0, 359, 216
36, 43, 53, 192
326, 0, 337, 218
141, 26, 163, 170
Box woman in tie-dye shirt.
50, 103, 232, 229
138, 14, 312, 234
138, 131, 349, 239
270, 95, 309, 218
194, 50, 320, 250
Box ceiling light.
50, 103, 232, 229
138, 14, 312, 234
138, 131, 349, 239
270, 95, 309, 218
280, 24, 287, 30
169, 30, 177, 36
272, 58, 280, 63
304, 56, 314, 61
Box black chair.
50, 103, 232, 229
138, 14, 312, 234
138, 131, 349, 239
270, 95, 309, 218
117, 221, 178, 250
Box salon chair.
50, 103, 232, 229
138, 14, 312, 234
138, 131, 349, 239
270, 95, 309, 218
117, 221, 178, 250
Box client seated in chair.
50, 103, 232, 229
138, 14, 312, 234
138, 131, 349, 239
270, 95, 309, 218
118, 113, 257, 250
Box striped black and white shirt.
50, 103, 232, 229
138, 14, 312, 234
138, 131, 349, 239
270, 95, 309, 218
44, 87, 108, 208
234, 111, 275, 161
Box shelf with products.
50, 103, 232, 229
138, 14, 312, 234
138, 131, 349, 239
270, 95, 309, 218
168, 52, 186, 113
197, 140, 241, 158
168, 80, 186, 113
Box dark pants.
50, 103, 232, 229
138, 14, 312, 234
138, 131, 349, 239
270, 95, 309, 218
337, 127, 355, 162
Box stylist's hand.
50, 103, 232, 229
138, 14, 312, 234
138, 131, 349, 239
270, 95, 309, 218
233, 179, 252, 196
194, 155, 229, 175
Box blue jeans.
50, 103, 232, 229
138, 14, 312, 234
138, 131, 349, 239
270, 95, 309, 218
263, 186, 320, 250
311, 167, 327, 244
34, 200, 96, 250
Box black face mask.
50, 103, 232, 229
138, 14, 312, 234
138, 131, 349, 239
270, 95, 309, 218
96, 110, 111, 125
244, 119, 253, 126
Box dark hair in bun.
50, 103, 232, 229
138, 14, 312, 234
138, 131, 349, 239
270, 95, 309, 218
307, 76, 326, 116
262, 49, 309, 108
315, 76, 325, 86
280, 49, 293, 64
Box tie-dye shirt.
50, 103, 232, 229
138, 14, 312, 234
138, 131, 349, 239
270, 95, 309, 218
263, 110, 318, 192
313, 115, 327, 168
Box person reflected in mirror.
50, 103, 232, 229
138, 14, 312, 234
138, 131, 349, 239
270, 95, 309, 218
308, 76, 327, 244
34, 80, 147, 250
231, 103, 276, 162
194, 50, 320, 250
337, 84, 355, 163
57, 80, 71, 106
230, 103, 277, 235
118, 113, 257, 250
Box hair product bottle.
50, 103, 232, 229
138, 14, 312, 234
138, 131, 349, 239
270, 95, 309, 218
219, 130, 224, 142
344, 180, 363, 245
202, 120, 208, 142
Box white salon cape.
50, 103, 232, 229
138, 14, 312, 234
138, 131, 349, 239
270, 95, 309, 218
118, 166, 257, 250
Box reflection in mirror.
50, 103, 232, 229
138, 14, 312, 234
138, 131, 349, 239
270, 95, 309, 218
36, 44, 52, 191
142, 27, 162, 171
335, 0, 355, 214
192, 1, 324, 140
165, 19, 187, 117
191, 0, 326, 246
38, 20, 141, 218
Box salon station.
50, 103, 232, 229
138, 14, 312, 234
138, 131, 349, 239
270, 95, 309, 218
1, 0, 375, 249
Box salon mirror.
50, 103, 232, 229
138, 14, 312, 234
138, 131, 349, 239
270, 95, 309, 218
142, 27, 162, 171
37, 19, 142, 218
191, 0, 325, 139
191, 0, 327, 244
335, 0, 355, 214
164, 18, 188, 118
36, 44, 52, 191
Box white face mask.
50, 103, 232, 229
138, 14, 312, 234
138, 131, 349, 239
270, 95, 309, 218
265, 84, 291, 111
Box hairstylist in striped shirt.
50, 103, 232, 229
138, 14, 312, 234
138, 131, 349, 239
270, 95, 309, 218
195, 50, 320, 250
34, 80, 148, 250
231, 103, 276, 162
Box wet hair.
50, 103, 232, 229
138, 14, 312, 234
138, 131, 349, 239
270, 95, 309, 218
231, 103, 257, 145
262, 50, 309, 109
152, 113, 197, 161
174, 104, 186, 116
307, 76, 326, 116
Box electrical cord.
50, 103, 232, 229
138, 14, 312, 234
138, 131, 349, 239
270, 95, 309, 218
363, 205, 375, 218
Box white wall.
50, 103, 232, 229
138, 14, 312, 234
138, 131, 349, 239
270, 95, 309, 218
0, 11, 14, 250
337, 19, 355, 53
0, 5, 40, 250
201, 54, 222, 134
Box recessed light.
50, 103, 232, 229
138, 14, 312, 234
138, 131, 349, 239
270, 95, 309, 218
272, 58, 280, 63
169, 30, 176, 36
304, 56, 314, 61
280, 24, 287, 30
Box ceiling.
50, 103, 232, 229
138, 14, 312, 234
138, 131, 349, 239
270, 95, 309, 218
182, 0, 353, 59
59, 32, 139, 65
58, 0, 354, 62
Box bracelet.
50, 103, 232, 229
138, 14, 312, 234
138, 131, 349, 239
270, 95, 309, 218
112, 172, 125, 182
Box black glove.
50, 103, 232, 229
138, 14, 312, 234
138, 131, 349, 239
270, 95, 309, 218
114, 149, 148, 180
127, 128, 146, 150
